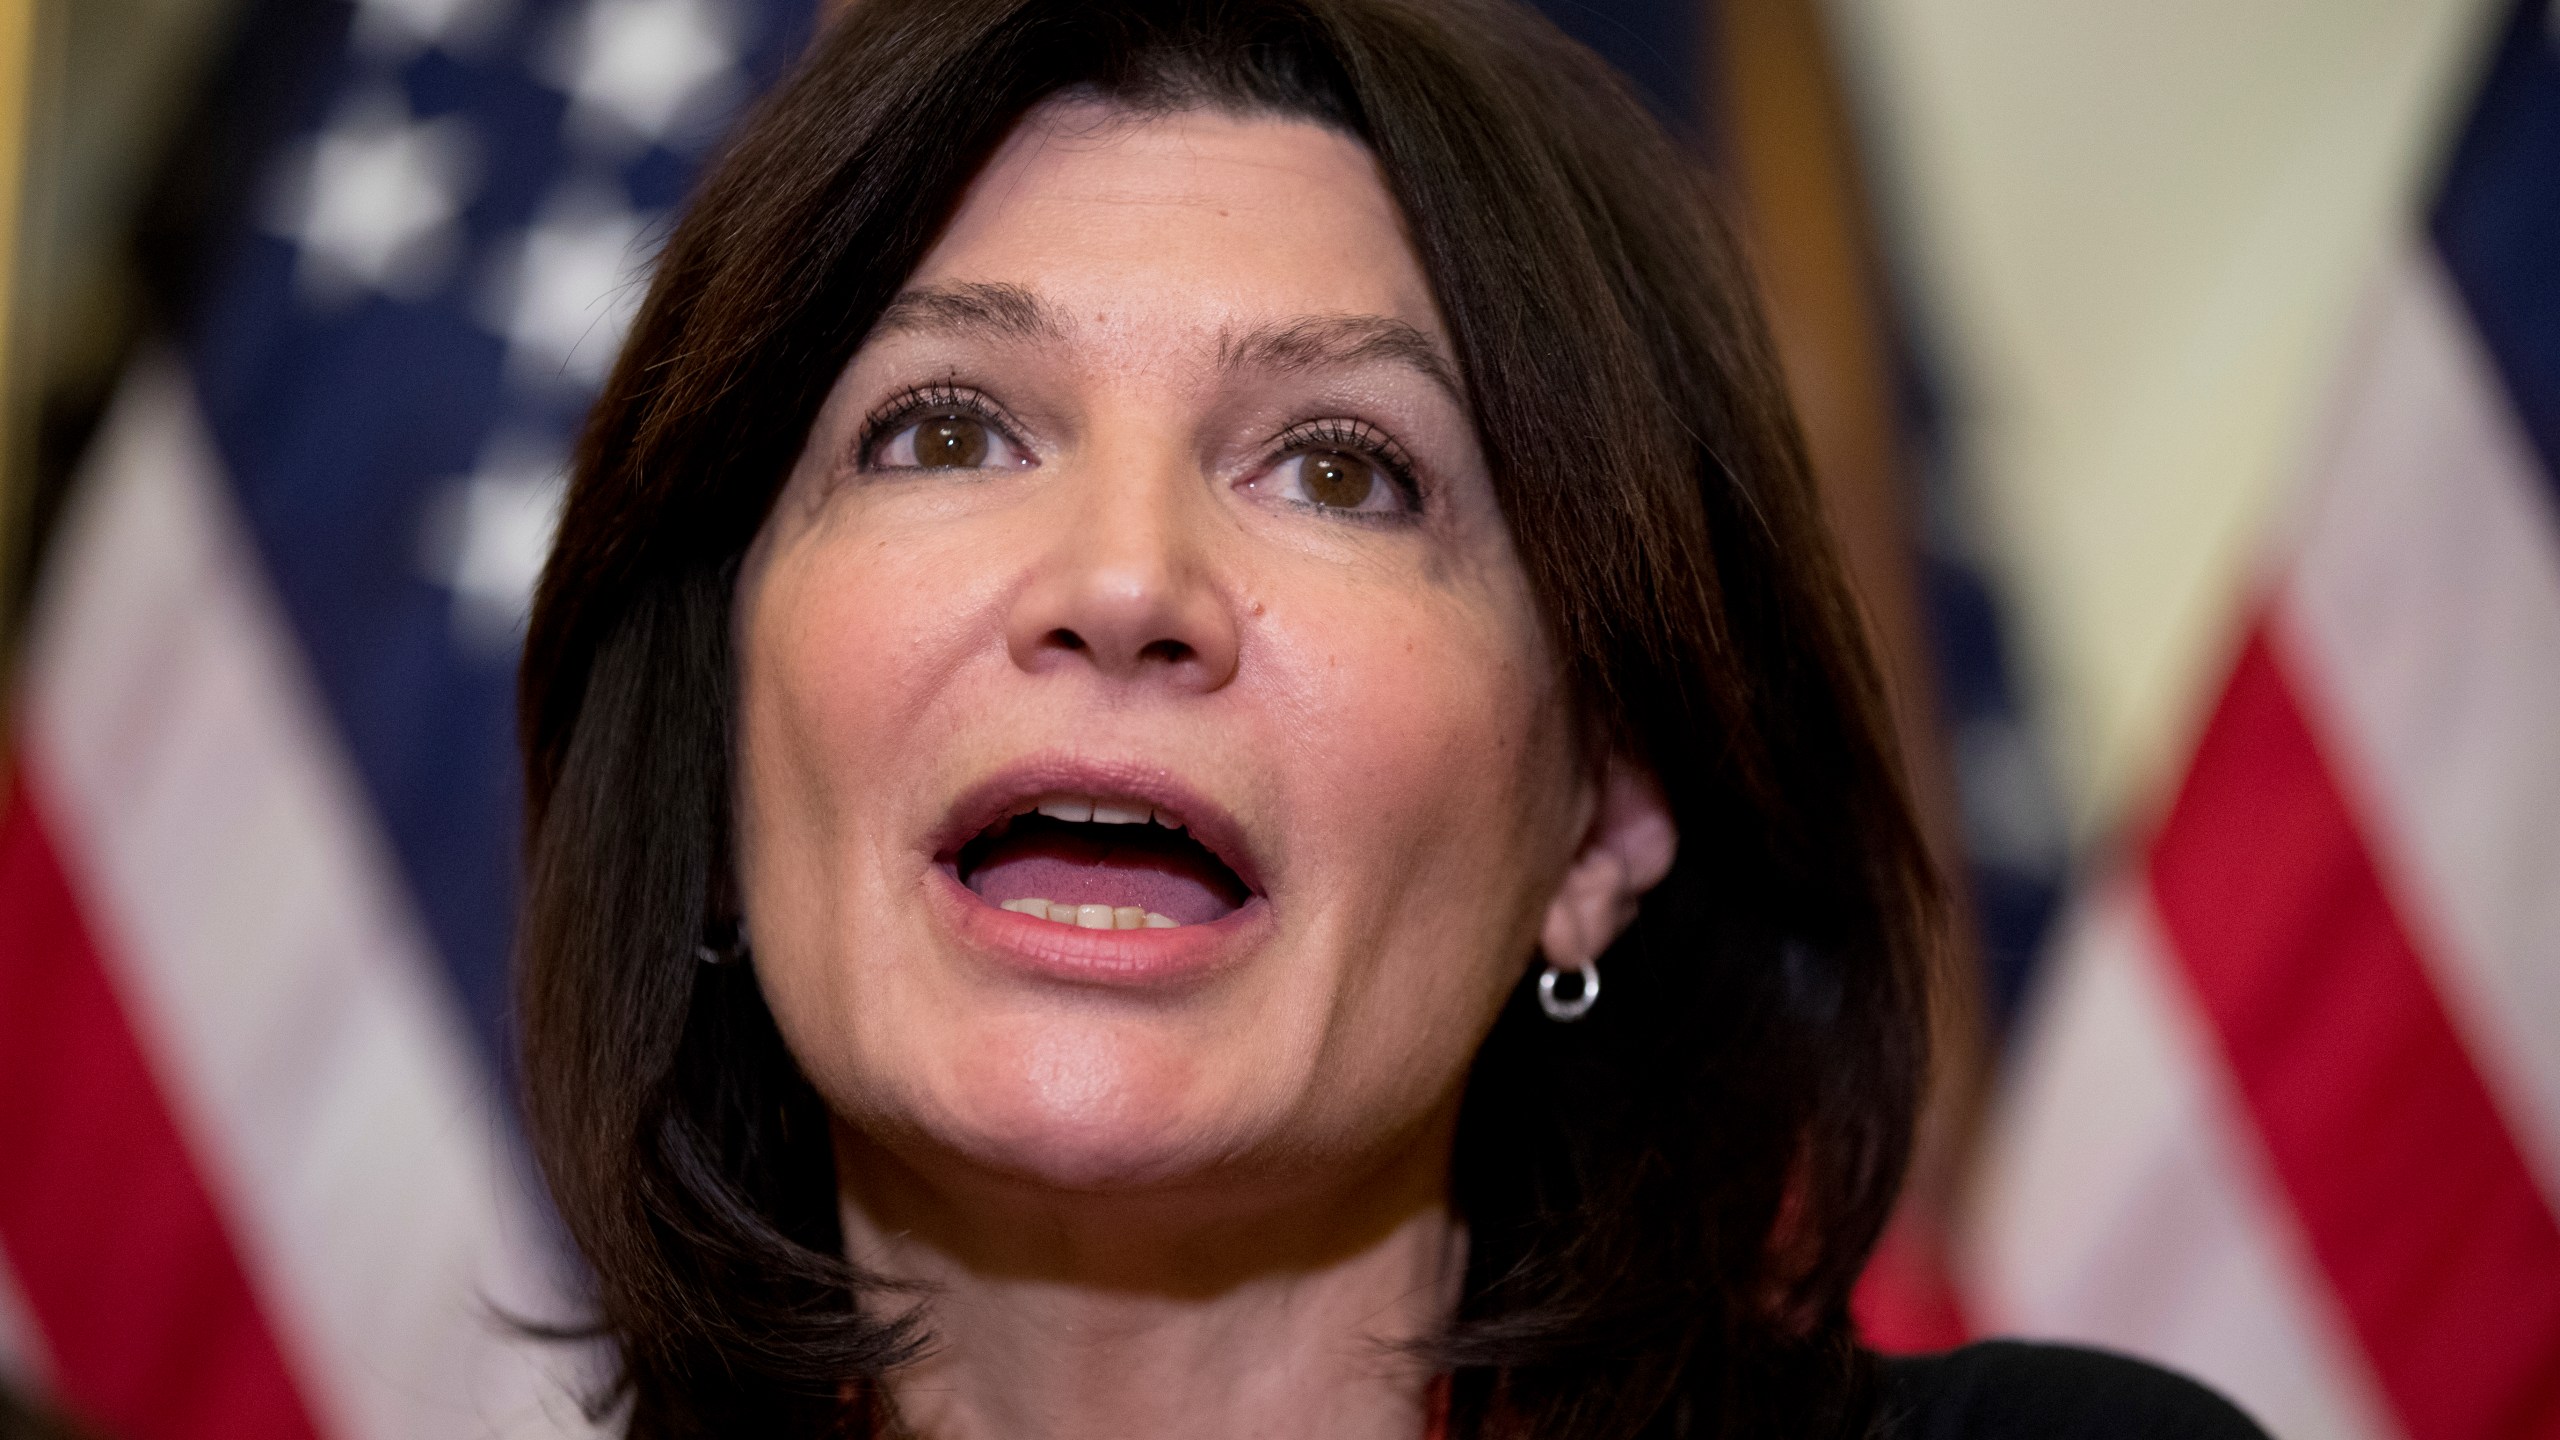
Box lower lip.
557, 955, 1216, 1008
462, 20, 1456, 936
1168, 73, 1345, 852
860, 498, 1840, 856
927, 867, 1268, 987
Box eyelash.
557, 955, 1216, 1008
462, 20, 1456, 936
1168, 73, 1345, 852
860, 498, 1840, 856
854, 383, 1023, 468
854, 384, 1426, 517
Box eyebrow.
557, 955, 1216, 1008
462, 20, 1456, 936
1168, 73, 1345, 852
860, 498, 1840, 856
871, 283, 1467, 406
869, 281, 1066, 343
1218, 314, 1467, 407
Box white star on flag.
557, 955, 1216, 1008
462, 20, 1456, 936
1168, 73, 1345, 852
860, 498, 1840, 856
350, 0, 511, 56
476, 178, 659, 389
419, 431, 569, 654
263, 90, 481, 306
545, 0, 744, 154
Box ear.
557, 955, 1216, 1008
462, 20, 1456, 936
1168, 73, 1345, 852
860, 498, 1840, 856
1539, 755, 1678, 969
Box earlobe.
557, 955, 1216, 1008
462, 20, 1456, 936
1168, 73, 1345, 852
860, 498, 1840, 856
1539, 755, 1678, 971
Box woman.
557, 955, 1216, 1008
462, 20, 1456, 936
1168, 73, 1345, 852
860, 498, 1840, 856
515, 1, 2268, 1436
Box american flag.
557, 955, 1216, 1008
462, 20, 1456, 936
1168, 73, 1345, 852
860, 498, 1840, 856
1959, 5, 2560, 1437
0, 0, 810, 1434
9, 0, 2560, 1437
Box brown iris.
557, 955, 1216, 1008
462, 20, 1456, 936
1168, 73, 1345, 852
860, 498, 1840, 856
914, 414, 990, 467
1300, 450, 1376, 509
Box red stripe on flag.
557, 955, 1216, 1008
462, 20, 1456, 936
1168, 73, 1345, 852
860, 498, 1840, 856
1852, 1213, 1972, 1353
2148, 624, 2560, 1440
0, 768, 327, 1440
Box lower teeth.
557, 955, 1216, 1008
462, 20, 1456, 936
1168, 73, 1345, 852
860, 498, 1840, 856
998, 897, 1180, 930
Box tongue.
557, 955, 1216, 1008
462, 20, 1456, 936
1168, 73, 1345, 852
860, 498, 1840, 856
966, 827, 1246, 927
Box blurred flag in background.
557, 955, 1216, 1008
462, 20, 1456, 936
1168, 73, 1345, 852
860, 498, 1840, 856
1963, 4, 2560, 1436
0, 0, 809, 1434
1569, 2, 2560, 1434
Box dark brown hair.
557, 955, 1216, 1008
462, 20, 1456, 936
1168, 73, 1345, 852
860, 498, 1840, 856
516, 1, 1940, 1435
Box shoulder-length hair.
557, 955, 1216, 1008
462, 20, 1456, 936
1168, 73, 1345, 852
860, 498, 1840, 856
517, 1, 1941, 1435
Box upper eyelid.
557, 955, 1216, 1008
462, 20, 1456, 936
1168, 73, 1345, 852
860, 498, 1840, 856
1271, 416, 1416, 469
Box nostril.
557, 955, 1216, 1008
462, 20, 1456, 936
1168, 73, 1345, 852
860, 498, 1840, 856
1008, 587, 1233, 687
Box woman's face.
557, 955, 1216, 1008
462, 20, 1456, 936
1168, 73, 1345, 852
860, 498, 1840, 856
736, 100, 1634, 1204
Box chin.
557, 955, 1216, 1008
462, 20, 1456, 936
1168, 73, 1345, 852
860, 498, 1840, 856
902, 1014, 1258, 1193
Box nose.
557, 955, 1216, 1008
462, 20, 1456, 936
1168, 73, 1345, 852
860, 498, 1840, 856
1003, 445, 1241, 693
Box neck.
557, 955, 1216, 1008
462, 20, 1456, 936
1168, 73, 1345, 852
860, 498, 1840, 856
836, 1126, 1461, 1440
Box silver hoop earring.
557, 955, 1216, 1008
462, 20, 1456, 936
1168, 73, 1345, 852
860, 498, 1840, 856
697, 916, 749, 967
1537, 960, 1599, 1022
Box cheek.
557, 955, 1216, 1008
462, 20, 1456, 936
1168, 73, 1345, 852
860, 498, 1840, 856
732, 513, 1009, 1069
1295, 574, 1567, 872
748, 527, 990, 768
739, 495, 1023, 857
1259, 564, 1578, 1050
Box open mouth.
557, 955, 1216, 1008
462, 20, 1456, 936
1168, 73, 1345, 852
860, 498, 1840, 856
955, 796, 1254, 930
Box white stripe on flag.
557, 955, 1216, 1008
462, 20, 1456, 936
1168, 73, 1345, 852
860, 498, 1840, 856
1962, 882, 2399, 1440
18, 357, 600, 1440
2275, 249, 2560, 1210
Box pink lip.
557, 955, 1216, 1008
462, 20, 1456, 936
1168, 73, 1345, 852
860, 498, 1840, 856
927, 754, 1271, 988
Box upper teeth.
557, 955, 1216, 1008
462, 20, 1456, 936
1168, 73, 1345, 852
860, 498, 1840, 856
998, 897, 1181, 929
1035, 797, 1175, 828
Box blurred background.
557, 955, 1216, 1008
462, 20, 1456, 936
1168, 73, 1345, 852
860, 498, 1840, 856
0, 0, 2551, 1437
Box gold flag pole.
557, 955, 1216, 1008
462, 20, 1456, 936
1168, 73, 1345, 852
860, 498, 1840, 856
1715, 0, 1985, 1345
0, 0, 34, 621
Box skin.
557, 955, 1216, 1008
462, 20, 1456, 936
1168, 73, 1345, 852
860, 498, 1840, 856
733, 98, 1676, 1440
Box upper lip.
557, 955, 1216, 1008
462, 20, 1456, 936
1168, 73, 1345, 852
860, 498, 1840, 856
931, 754, 1265, 898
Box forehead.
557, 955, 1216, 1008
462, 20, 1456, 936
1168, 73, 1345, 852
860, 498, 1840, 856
905, 98, 1444, 349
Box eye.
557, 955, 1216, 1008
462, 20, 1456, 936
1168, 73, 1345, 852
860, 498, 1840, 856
861, 389, 1031, 472
1290, 450, 1384, 508
1253, 423, 1421, 517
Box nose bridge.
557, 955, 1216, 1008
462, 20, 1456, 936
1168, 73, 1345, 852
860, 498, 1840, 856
1005, 419, 1239, 689
1073, 422, 1198, 579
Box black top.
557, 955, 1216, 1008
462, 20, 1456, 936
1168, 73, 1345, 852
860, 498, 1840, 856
1881, 1342, 2273, 1440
